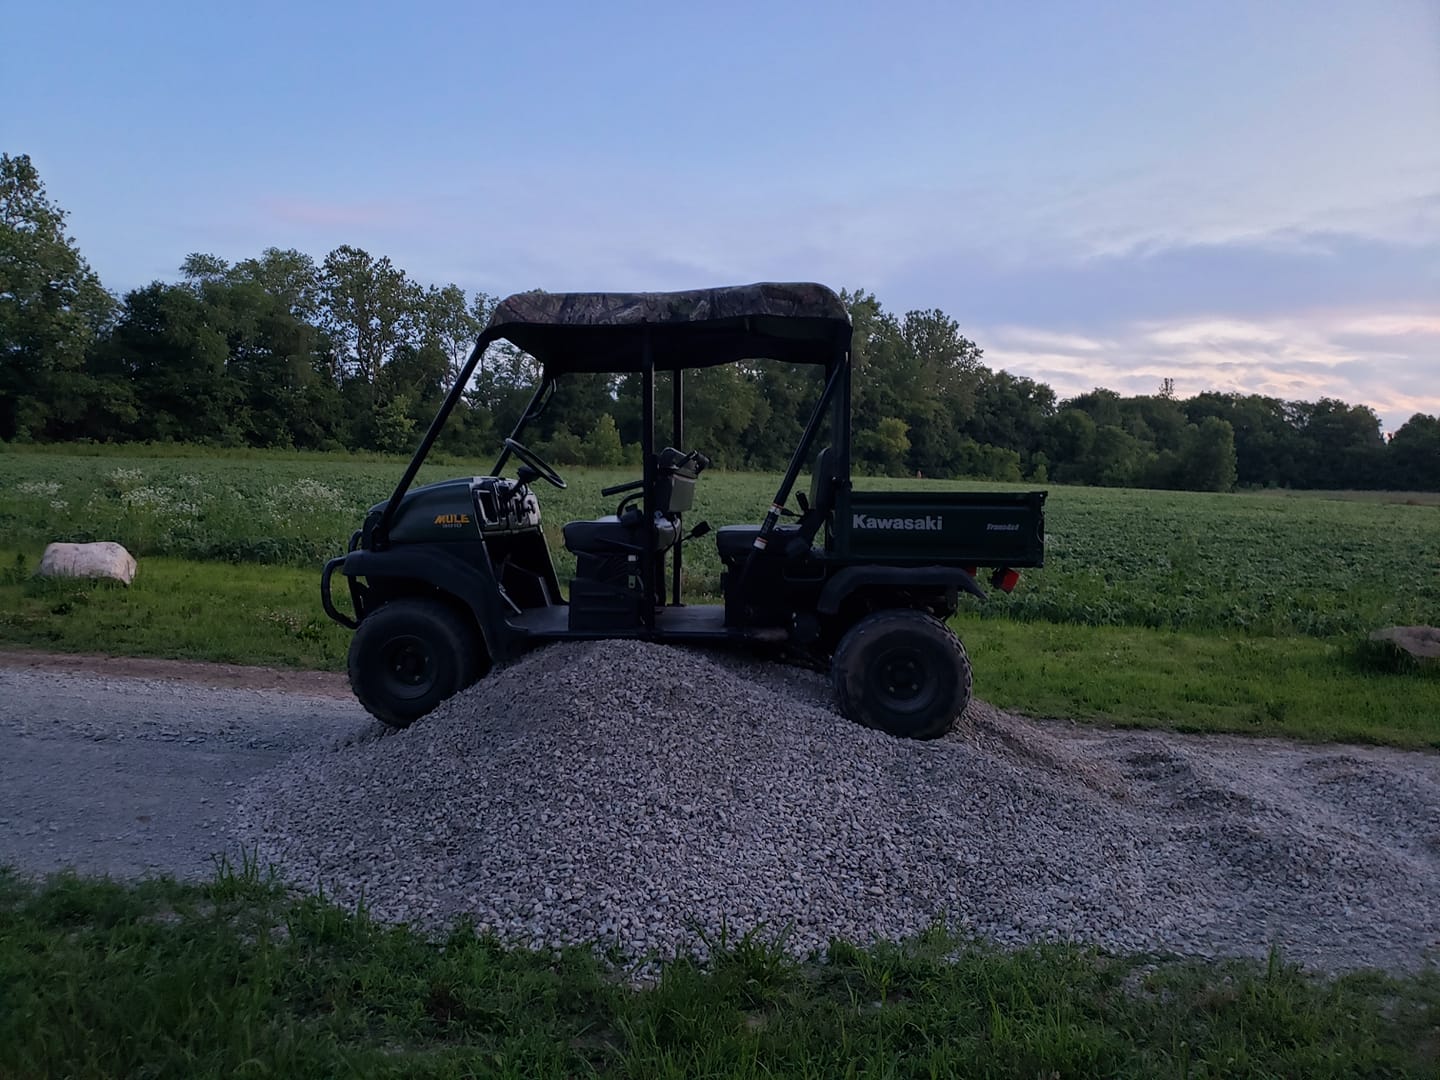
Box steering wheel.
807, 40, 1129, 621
503, 438, 566, 489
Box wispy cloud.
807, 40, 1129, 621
1041, 180, 1440, 263
1144, 321, 1288, 349
983, 327, 1107, 353
981, 307, 1440, 431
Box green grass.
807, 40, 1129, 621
961, 616, 1440, 749
0, 550, 352, 669
4, 547, 1437, 748
1258, 487, 1440, 507
3, 445, 1437, 637
2, 863, 1437, 1079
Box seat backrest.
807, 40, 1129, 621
657, 474, 693, 514
809, 446, 836, 512
655, 447, 696, 514
779, 446, 838, 555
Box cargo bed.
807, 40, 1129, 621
831, 489, 1046, 567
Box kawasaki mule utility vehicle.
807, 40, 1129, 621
321, 283, 1045, 739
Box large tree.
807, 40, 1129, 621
420, 283, 488, 389
90, 283, 242, 444
182, 248, 323, 322
320, 245, 419, 398
204, 277, 339, 448
1293, 398, 1386, 489
0, 153, 114, 440
1178, 416, 1238, 492
1388, 414, 1440, 491
1184, 393, 1302, 488
966, 369, 1056, 458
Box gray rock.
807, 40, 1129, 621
1370, 626, 1440, 661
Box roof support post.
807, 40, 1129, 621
835, 335, 852, 492
641, 329, 656, 628
670, 367, 684, 606
733, 359, 846, 601
376, 330, 496, 546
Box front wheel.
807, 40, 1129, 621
831, 610, 972, 739
348, 598, 485, 728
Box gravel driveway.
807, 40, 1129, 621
4, 646, 1439, 975
0, 654, 363, 879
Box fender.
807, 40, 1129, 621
340, 544, 518, 660
816, 564, 986, 616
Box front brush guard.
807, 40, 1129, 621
320, 530, 365, 629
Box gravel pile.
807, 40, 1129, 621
232, 640, 1440, 972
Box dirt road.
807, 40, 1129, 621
0, 652, 367, 879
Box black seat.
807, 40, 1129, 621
563, 513, 678, 554
715, 522, 805, 560
563, 446, 702, 558
715, 447, 838, 562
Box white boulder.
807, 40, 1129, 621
35, 542, 138, 586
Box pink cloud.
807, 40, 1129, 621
981, 306, 1440, 431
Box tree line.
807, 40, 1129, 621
4, 152, 1437, 491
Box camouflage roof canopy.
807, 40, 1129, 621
480, 282, 852, 373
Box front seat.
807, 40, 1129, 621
562, 512, 678, 555
563, 446, 698, 557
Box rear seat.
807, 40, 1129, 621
715, 523, 806, 561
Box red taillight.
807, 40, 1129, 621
990, 567, 1021, 593
963, 565, 978, 578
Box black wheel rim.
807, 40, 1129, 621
380, 635, 437, 701
871, 643, 941, 715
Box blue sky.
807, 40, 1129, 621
7, 0, 1438, 430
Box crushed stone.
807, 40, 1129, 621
231, 640, 1440, 972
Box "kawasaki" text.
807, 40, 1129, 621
852, 514, 944, 531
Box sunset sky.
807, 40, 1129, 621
7, 0, 1438, 430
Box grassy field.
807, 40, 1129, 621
3, 864, 1437, 1079
3, 444, 1439, 746
4, 552, 1438, 746
3, 444, 1437, 637
0, 553, 351, 669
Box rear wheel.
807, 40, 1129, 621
831, 610, 972, 739
348, 598, 484, 728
